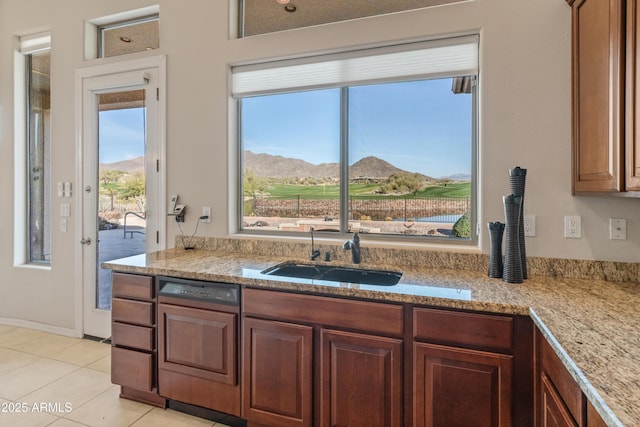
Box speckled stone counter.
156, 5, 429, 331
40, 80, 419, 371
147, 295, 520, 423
104, 246, 640, 427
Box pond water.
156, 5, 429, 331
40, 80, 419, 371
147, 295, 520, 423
395, 214, 463, 223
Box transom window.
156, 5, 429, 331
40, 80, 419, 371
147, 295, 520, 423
233, 36, 478, 241
98, 15, 159, 58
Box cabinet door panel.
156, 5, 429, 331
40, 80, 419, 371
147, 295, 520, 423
540, 373, 579, 427
158, 303, 237, 385
413, 342, 513, 427
572, 0, 624, 192
627, 0, 640, 190
538, 332, 584, 425
320, 329, 403, 427
242, 317, 313, 427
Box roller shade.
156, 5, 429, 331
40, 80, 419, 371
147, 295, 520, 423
232, 35, 478, 97
19, 32, 51, 55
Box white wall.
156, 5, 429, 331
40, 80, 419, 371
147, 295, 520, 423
0, 0, 637, 331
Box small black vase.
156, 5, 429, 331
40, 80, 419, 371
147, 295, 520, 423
488, 222, 505, 278
503, 194, 523, 283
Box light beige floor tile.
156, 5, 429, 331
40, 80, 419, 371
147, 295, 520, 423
0, 347, 40, 376
0, 327, 47, 349
65, 385, 152, 427
85, 354, 110, 374
47, 340, 111, 367
14, 334, 81, 358
0, 325, 17, 334
21, 368, 112, 413
46, 418, 88, 426
0, 403, 59, 427
0, 358, 79, 401
131, 407, 215, 427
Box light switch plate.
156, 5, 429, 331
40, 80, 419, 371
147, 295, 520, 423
609, 218, 626, 240
524, 215, 536, 237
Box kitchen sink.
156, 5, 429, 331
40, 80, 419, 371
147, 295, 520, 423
261, 262, 402, 286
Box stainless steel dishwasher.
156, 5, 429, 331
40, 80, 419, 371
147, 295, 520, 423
157, 276, 241, 420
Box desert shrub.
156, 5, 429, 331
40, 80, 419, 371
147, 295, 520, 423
452, 212, 471, 238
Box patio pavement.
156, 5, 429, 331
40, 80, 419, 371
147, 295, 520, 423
97, 222, 146, 309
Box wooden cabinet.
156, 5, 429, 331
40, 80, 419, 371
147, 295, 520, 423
242, 317, 313, 427
110, 272, 165, 407
241, 288, 404, 427
540, 372, 578, 427
412, 307, 533, 427
569, 0, 640, 193
535, 328, 608, 427
413, 343, 513, 427
158, 298, 240, 416
319, 329, 403, 427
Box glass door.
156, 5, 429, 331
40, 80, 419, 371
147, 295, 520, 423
81, 67, 162, 338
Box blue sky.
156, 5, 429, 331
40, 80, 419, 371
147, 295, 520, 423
242, 78, 472, 178
99, 108, 145, 164
98, 78, 473, 178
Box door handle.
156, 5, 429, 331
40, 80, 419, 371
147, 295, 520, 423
80, 237, 92, 245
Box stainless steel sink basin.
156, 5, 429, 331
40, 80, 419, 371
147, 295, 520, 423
261, 262, 402, 286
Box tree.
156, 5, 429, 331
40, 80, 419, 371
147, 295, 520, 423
99, 169, 125, 211
381, 172, 424, 195
244, 170, 268, 195
120, 175, 146, 211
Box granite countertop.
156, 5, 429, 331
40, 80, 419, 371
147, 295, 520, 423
104, 248, 640, 427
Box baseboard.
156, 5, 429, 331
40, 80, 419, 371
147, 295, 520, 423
0, 318, 80, 338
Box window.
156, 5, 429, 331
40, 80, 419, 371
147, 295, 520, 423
233, 36, 477, 241
241, 0, 466, 37
98, 15, 159, 58
21, 33, 51, 263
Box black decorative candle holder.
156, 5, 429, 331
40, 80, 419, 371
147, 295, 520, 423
488, 222, 505, 278
503, 194, 523, 284
509, 167, 527, 279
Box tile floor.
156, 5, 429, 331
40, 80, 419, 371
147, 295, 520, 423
0, 325, 231, 427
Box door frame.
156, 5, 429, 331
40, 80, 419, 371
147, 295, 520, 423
74, 55, 166, 338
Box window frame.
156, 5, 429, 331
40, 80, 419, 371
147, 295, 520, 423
97, 14, 159, 58
21, 34, 52, 264
233, 38, 479, 245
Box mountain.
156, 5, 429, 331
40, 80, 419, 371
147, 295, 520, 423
244, 150, 434, 180
244, 151, 338, 179
349, 156, 404, 178
99, 156, 144, 175
440, 173, 471, 182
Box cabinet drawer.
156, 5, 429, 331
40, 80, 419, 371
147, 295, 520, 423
113, 273, 154, 300
243, 288, 403, 336
112, 321, 154, 351
413, 307, 513, 350
112, 298, 154, 327
111, 346, 153, 391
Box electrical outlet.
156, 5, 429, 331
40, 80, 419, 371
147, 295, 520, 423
202, 207, 211, 223
524, 215, 536, 237
564, 215, 581, 238
609, 218, 626, 240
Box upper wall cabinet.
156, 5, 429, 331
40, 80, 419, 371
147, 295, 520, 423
569, 0, 640, 194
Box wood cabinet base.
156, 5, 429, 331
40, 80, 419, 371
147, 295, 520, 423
120, 386, 166, 408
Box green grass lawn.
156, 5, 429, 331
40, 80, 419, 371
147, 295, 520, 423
264, 181, 470, 198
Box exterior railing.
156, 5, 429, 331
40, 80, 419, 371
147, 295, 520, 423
247, 194, 470, 223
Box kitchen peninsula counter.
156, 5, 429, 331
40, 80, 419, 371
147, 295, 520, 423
104, 247, 640, 427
